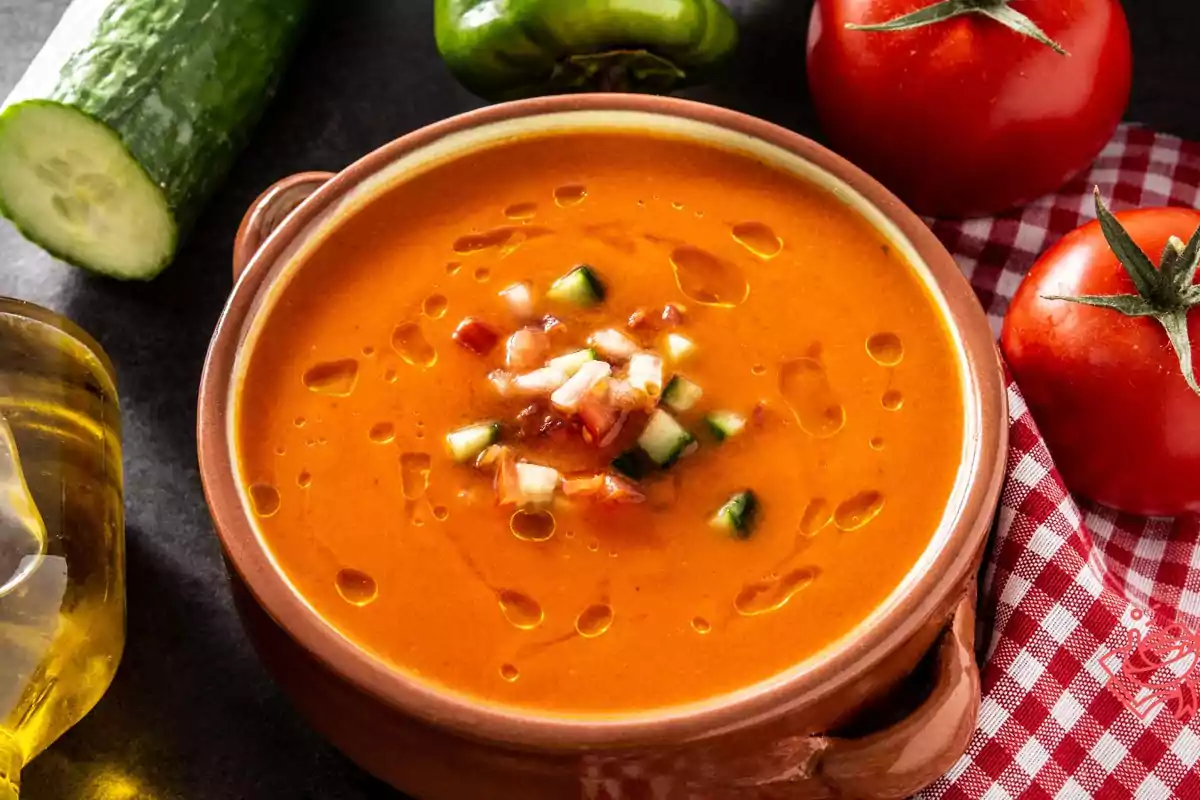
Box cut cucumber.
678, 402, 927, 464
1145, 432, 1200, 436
705, 411, 746, 441
446, 422, 500, 463
710, 490, 759, 539
547, 265, 605, 307
611, 449, 652, 481
637, 409, 695, 467
662, 375, 703, 412
547, 348, 596, 376
0, 0, 313, 278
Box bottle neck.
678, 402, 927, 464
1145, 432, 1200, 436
0, 730, 20, 800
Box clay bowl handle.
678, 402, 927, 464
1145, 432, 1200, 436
233, 171, 335, 281
820, 589, 981, 798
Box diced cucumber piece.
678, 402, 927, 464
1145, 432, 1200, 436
662, 375, 703, 412
547, 265, 605, 307
637, 410, 695, 467
710, 490, 759, 539
611, 449, 651, 480
446, 422, 500, 463
547, 348, 596, 376
664, 333, 696, 362
705, 411, 746, 441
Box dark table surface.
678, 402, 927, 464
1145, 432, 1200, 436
1, 1, 1198, 797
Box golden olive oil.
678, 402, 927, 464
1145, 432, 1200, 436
0, 300, 124, 798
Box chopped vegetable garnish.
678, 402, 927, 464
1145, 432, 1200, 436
452, 317, 500, 355
705, 411, 746, 441
551, 360, 612, 413
588, 328, 639, 361
488, 369, 514, 396
495, 448, 522, 505
611, 449, 652, 480
578, 388, 626, 446
505, 328, 550, 371
627, 308, 654, 331
664, 333, 696, 362
562, 472, 646, 504
637, 409, 695, 467
540, 314, 566, 334
547, 348, 597, 376
547, 265, 605, 307
514, 462, 560, 505
499, 282, 534, 319
662, 375, 703, 412
608, 378, 650, 412
628, 352, 664, 398
661, 303, 687, 326
475, 443, 509, 470
710, 490, 759, 539
446, 421, 500, 463
511, 366, 570, 395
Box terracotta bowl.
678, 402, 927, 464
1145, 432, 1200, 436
198, 95, 1006, 799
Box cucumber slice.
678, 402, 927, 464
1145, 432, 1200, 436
710, 490, 759, 539
662, 375, 703, 412
446, 422, 500, 463
547, 348, 596, 376
637, 410, 695, 467
0, 102, 173, 278
705, 411, 746, 441
547, 265, 605, 307
0, 0, 313, 278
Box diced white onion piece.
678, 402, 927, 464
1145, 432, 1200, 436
551, 360, 612, 413
664, 333, 696, 362
488, 369, 514, 396
511, 366, 570, 395
499, 282, 534, 319
547, 348, 596, 377
627, 352, 664, 398
588, 328, 639, 361
515, 462, 560, 505
608, 378, 650, 411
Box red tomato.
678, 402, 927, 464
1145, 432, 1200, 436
806, 0, 1132, 217
1001, 208, 1200, 516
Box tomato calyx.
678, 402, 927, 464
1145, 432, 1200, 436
1045, 188, 1200, 395
845, 0, 1069, 56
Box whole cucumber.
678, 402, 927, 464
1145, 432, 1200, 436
0, 0, 313, 279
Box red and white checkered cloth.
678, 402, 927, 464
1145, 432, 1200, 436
919, 126, 1200, 800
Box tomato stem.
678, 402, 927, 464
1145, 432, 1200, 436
1044, 188, 1200, 395
846, 0, 1069, 56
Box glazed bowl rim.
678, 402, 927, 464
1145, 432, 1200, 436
198, 94, 1006, 750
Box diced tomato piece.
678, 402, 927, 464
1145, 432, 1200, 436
578, 388, 624, 446
494, 449, 524, 506
560, 472, 645, 504
661, 303, 687, 326
603, 474, 645, 504
627, 308, 655, 331
506, 328, 550, 371
562, 474, 607, 497
541, 314, 567, 335
453, 317, 500, 355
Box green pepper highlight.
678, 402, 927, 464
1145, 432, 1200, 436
434, 0, 739, 101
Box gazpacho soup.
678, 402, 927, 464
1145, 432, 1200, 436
235, 130, 964, 714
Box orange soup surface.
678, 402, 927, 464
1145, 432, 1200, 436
236, 132, 964, 714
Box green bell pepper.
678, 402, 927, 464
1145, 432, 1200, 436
434, 0, 739, 101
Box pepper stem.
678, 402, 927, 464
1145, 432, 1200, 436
553, 50, 687, 94
846, 0, 1069, 55
1043, 188, 1200, 395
